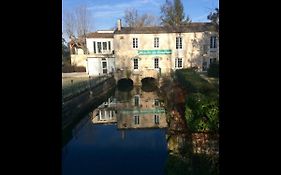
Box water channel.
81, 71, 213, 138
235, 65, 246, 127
62, 82, 218, 175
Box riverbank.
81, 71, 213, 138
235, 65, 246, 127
160, 69, 219, 175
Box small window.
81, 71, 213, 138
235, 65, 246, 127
133, 38, 138, 48
176, 37, 182, 49
154, 58, 159, 69
154, 37, 159, 48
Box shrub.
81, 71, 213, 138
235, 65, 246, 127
207, 63, 219, 77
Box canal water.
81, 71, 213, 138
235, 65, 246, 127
62, 86, 169, 175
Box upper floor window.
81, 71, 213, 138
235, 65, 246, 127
154, 58, 159, 69
210, 36, 217, 48
133, 38, 138, 48
93, 41, 96, 53
97, 42, 102, 53
103, 42, 107, 50
108, 41, 111, 50
175, 58, 183, 68
176, 37, 182, 49
154, 37, 159, 48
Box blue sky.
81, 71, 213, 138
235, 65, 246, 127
62, 0, 218, 34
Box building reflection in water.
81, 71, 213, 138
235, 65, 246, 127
91, 87, 167, 129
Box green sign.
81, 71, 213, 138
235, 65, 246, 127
138, 50, 172, 55
120, 108, 166, 114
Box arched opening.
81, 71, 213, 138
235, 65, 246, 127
117, 78, 133, 91
141, 77, 158, 92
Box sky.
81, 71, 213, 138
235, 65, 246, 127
62, 0, 218, 37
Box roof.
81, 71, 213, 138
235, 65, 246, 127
86, 32, 114, 38
114, 22, 217, 34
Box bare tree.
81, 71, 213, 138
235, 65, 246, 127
63, 11, 76, 39
75, 5, 91, 37
123, 8, 158, 27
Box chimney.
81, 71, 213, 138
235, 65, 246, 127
117, 19, 122, 31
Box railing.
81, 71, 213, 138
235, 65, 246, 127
62, 75, 111, 102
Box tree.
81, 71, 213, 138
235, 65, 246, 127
123, 8, 158, 27
63, 11, 76, 39
75, 5, 91, 37
62, 35, 70, 65
207, 8, 219, 30
160, 0, 191, 27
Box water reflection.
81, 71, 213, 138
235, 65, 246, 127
92, 86, 167, 129
62, 86, 168, 175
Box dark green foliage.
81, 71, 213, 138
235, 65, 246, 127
165, 154, 219, 175
165, 155, 192, 175
185, 93, 219, 132
175, 68, 219, 132
160, 0, 191, 27
207, 63, 219, 78
207, 8, 219, 29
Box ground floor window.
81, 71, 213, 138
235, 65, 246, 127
210, 58, 217, 64
175, 58, 183, 68
102, 59, 107, 74
133, 58, 139, 69
154, 58, 159, 69
154, 115, 159, 124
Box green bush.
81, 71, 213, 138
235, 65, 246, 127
185, 93, 219, 132
207, 63, 219, 77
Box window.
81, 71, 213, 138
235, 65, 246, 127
154, 99, 159, 107
176, 37, 182, 49
93, 41, 96, 53
154, 58, 159, 69
175, 58, 183, 68
154, 37, 159, 48
210, 58, 217, 64
102, 61, 107, 74
103, 42, 107, 50
97, 42, 102, 53
134, 115, 140, 125
134, 95, 140, 107
133, 38, 138, 48
108, 41, 111, 50
210, 36, 217, 49
154, 115, 159, 124
133, 58, 138, 69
